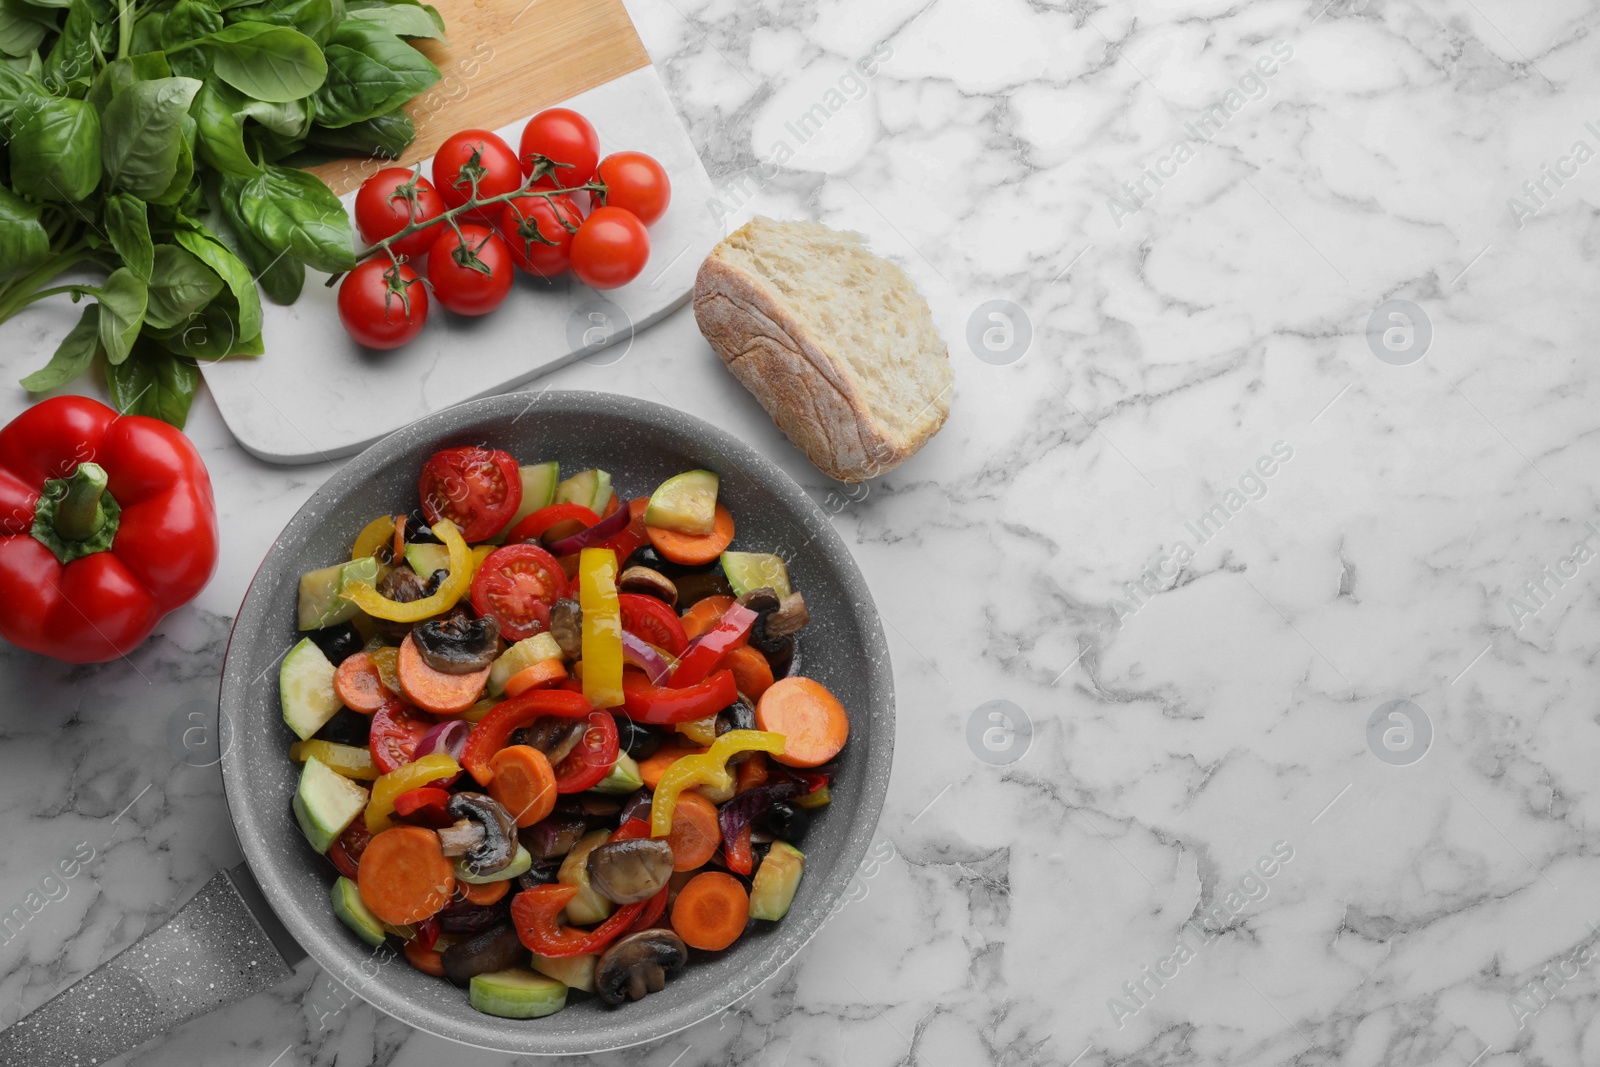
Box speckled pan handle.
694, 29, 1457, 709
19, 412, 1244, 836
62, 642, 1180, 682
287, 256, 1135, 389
0, 864, 305, 1067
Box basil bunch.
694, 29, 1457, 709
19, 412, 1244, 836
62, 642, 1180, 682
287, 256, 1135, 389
0, 0, 444, 426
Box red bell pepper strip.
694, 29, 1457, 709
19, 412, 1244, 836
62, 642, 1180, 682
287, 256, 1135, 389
724, 823, 754, 876
0, 396, 217, 663
628, 885, 669, 933
460, 688, 592, 785
597, 498, 650, 562
669, 604, 757, 688
610, 817, 650, 842
414, 914, 442, 952
393, 786, 454, 827
510, 885, 647, 958
505, 503, 601, 543
621, 667, 738, 725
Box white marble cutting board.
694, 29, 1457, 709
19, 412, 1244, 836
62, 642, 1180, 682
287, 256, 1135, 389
200, 66, 721, 464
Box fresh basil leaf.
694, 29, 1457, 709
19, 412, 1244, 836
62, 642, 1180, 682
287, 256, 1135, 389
172, 226, 262, 341
0, 183, 48, 281
230, 163, 354, 273
144, 243, 223, 328
100, 76, 201, 199
160, 0, 222, 50
154, 294, 262, 361
103, 192, 154, 280
345, 2, 445, 41
86, 52, 172, 113
95, 266, 148, 365
191, 80, 259, 177
238, 95, 309, 139
148, 112, 197, 205
41, 0, 101, 92
201, 23, 325, 103
313, 19, 437, 128
10, 94, 100, 201
0, 0, 54, 58
225, 0, 341, 46
20, 302, 99, 392
0, 61, 42, 130
256, 248, 303, 303
306, 108, 413, 158
105, 341, 200, 427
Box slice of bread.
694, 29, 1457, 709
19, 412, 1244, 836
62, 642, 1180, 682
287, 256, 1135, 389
693, 217, 952, 483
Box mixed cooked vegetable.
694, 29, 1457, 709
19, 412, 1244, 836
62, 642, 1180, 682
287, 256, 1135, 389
281, 447, 847, 1018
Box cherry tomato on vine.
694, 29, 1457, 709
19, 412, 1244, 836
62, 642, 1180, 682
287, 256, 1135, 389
427, 224, 513, 316
432, 129, 522, 222
354, 168, 446, 258
596, 152, 671, 226
519, 108, 600, 190
418, 446, 522, 542
570, 206, 650, 290
337, 259, 428, 350
499, 192, 583, 277
470, 543, 568, 640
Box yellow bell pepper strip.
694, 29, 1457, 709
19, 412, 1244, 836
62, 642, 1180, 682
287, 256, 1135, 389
289, 740, 378, 780
366, 753, 461, 833
649, 730, 785, 838
345, 520, 472, 623
579, 547, 624, 709
351, 515, 396, 562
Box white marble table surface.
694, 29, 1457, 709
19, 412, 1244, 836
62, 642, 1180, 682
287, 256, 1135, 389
3, 0, 1599, 1064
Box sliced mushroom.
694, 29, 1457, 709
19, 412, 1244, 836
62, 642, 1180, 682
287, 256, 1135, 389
738, 587, 789, 656
593, 929, 689, 1006
618, 566, 677, 607
765, 592, 810, 639
550, 598, 583, 659
414, 610, 500, 674
442, 923, 526, 985
371, 564, 432, 639
437, 900, 506, 936
515, 861, 562, 890
586, 838, 674, 904
512, 718, 586, 765
446, 793, 518, 876
437, 817, 486, 857
519, 813, 588, 860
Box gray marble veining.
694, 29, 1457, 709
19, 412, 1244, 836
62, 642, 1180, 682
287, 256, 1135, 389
3, 0, 1599, 1064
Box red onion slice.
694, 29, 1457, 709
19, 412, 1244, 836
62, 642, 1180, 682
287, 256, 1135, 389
547, 505, 632, 554
621, 630, 673, 685
415, 719, 470, 762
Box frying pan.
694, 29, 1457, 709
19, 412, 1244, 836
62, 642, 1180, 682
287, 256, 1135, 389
0, 391, 894, 1062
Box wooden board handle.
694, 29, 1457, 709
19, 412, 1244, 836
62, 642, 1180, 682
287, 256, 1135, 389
310, 0, 650, 195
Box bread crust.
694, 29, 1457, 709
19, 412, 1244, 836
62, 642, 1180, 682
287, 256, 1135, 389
693, 234, 949, 483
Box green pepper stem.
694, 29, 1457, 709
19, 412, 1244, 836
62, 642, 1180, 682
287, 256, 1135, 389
54, 463, 110, 542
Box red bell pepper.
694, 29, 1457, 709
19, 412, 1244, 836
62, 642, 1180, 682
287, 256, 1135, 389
669, 603, 757, 688
621, 667, 738, 724
725, 823, 754, 876
0, 396, 217, 662
460, 688, 592, 785
505, 503, 601, 543
510, 884, 647, 958
392, 786, 454, 827
628, 884, 669, 933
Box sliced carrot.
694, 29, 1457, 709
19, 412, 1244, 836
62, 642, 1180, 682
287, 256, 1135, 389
647, 504, 735, 567
639, 739, 707, 790
488, 744, 558, 827
665, 791, 721, 872
756, 676, 850, 768
403, 938, 446, 976
602, 493, 620, 518
670, 871, 749, 951
397, 633, 490, 714
735, 752, 768, 795
334, 651, 388, 714
503, 659, 568, 697
679, 595, 735, 641
727, 645, 775, 703
357, 825, 456, 925
458, 878, 510, 907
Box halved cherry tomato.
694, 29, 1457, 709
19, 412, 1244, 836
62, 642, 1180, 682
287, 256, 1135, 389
471, 543, 567, 640
369, 700, 435, 774
329, 819, 371, 880
418, 447, 522, 543
552, 710, 619, 793
618, 592, 688, 655
505, 503, 601, 543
